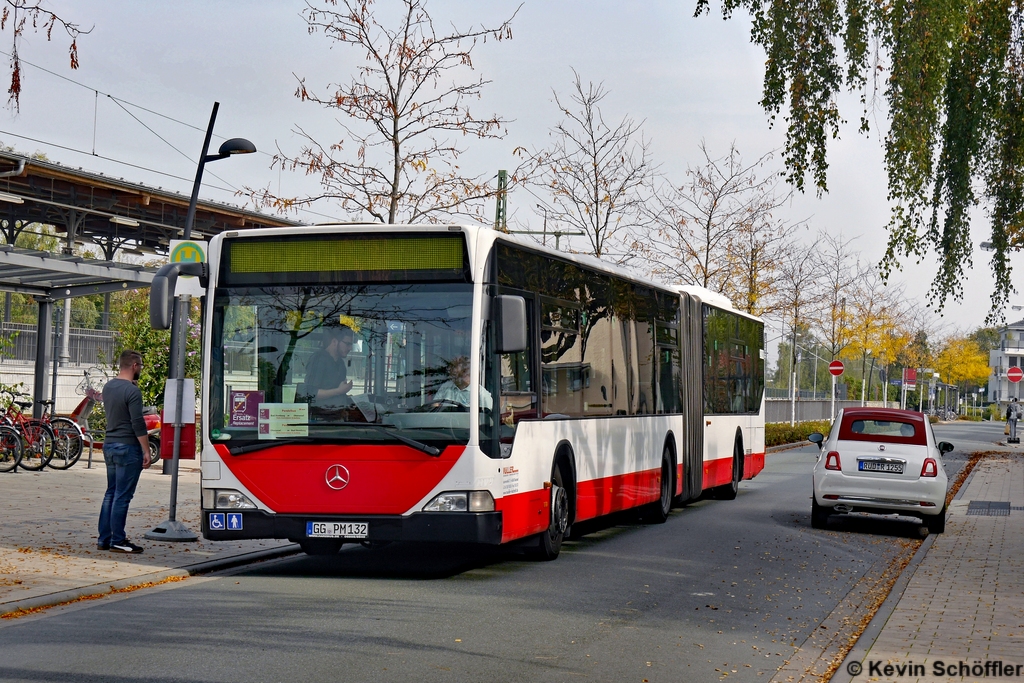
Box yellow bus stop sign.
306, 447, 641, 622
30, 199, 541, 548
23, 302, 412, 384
169, 239, 207, 295
170, 240, 207, 265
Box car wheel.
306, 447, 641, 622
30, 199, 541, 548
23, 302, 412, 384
811, 497, 830, 529
925, 505, 946, 534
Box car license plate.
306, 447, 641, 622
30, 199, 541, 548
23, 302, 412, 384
306, 521, 368, 539
858, 460, 904, 474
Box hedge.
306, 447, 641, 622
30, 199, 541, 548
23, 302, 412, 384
765, 420, 832, 447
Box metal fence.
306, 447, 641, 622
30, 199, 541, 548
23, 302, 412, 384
766, 399, 889, 424
0, 322, 115, 366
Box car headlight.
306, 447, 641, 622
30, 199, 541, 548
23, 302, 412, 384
202, 488, 257, 509
423, 491, 494, 512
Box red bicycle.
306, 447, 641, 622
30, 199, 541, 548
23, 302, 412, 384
0, 390, 55, 471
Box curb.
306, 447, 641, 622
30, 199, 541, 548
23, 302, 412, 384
831, 459, 981, 683
0, 543, 301, 618
767, 442, 810, 454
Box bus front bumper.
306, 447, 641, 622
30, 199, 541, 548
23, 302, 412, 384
201, 509, 503, 545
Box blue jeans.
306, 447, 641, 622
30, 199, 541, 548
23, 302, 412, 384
98, 442, 144, 546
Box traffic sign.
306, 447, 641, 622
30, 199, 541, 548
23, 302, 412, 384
1008, 367, 1024, 383
169, 239, 208, 296
828, 360, 845, 377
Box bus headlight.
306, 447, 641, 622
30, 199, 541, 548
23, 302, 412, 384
422, 491, 495, 513
202, 489, 257, 510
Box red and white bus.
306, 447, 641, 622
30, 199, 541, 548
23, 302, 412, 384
187, 224, 765, 558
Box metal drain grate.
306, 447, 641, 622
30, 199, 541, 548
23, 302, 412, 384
967, 501, 1011, 516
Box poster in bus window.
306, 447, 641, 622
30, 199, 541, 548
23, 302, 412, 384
257, 403, 309, 439
229, 390, 264, 428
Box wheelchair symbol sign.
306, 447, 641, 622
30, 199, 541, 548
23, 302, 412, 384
209, 513, 225, 530
227, 513, 243, 530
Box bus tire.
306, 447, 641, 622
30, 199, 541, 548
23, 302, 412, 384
528, 462, 570, 561
299, 539, 343, 556
642, 445, 674, 523
713, 438, 743, 500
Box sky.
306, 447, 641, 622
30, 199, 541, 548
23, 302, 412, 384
0, 0, 1014, 344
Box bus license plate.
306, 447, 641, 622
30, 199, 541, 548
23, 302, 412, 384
306, 521, 368, 539
858, 460, 904, 474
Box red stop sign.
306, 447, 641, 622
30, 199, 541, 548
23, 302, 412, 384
1008, 367, 1024, 383
828, 360, 845, 377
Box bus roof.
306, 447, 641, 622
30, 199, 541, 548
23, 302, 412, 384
218, 222, 760, 321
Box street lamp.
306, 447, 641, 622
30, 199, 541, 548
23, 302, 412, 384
861, 349, 872, 406
146, 102, 255, 543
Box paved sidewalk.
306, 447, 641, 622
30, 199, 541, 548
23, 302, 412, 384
839, 452, 1024, 682
0, 460, 295, 616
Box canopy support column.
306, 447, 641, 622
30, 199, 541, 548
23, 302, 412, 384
33, 298, 53, 418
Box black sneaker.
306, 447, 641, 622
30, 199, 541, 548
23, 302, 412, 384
110, 541, 144, 554
97, 542, 110, 550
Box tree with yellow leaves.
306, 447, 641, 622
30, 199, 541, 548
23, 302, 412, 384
935, 336, 991, 393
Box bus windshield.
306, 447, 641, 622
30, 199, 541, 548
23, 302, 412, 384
208, 282, 479, 450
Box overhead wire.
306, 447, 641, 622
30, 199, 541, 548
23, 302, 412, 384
0, 48, 276, 159
0, 51, 344, 222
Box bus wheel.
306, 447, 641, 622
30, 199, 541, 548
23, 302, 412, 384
714, 440, 742, 500
642, 446, 674, 523
529, 464, 569, 561
299, 539, 343, 556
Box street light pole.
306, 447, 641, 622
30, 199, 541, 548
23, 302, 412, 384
146, 102, 255, 543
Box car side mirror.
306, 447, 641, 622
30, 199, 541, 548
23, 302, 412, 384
494, 295, 527, 354
938, 441, 954, 454
808, 432, 824, 449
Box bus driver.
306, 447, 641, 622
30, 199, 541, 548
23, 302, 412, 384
434, 355, 492, 410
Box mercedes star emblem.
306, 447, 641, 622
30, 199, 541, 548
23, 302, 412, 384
325, 464, 350, 490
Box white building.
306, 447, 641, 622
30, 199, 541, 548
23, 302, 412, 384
988, 319, 1024, 402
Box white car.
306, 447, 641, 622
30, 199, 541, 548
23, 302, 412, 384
809, 408, 951, 533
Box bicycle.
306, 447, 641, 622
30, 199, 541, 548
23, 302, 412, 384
37, 398, 86, 470
0, 390, 55, 471
0, 423, 23, 473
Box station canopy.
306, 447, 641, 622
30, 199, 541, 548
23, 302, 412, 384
0, 150, 300, 259
0, 151, 306, 415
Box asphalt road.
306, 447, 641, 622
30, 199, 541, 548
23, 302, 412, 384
0, 422, 990, 683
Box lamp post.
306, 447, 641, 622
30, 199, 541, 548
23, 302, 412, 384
146, 102, 255, 543
861, 349, 872, 406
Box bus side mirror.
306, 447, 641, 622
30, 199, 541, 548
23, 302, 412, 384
494, 295, 527, 354
150, 262, 208, 329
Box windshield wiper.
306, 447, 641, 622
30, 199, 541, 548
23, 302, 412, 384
295, 422, 441, 457
226, 437, 316, 456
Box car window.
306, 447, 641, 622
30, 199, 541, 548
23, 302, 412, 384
839, 416, 926, 445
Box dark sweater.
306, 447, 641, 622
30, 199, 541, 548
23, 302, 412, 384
102, 378, 148, 444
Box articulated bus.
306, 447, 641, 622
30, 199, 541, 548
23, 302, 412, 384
190, 224, 765, 558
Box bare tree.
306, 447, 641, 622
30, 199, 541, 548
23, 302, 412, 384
638, 142, 796, 313
813, 230, 862, 361
2, 1, 90, 112
775, 239, 823, 392
249, 0, 519, 224
529, 71, 653, 260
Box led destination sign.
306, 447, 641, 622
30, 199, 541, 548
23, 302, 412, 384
221, 234, 467, 285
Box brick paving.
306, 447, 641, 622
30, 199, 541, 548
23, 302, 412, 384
0, 460, 293, 614
845, 454, 1024, 682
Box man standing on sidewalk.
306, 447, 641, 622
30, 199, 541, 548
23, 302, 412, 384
97, 350, 152, 553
